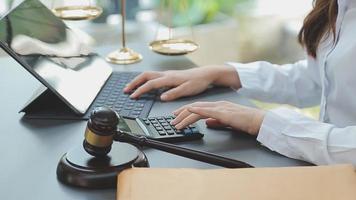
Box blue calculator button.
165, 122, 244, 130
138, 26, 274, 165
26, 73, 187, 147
190, 127, 199, 133
183, 128, 192, 135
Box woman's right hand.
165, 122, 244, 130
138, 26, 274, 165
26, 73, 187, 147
124, 65, 241, 101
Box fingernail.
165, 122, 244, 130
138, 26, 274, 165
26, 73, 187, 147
160, 94, 168, 101
170, 119, 177, 125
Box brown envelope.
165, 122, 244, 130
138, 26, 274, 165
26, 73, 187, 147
117, 165, 356, 200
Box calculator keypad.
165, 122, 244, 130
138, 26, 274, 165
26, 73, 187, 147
139, 116, 203, 142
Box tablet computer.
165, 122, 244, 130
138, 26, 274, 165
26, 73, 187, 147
0, 0, 112, 115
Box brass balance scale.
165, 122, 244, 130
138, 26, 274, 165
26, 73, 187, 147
51, 0, 198, 64
51, 0, 103, 21
149, 0, 199, 56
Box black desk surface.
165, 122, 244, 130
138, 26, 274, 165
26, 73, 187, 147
0, 44, 310, 200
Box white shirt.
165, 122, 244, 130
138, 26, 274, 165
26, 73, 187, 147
229, 0, 356, 165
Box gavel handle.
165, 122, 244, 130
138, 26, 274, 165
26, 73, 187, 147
115, 131, 253, 168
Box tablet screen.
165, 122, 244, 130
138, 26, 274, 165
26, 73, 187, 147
0, 0, 112, 114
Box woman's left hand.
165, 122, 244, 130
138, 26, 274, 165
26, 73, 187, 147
171, 101, 266, 136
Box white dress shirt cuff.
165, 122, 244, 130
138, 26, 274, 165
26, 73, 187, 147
257, 108, 303, 160
226, 62, 263, 95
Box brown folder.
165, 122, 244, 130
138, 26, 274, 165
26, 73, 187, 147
117, 165, 356, 200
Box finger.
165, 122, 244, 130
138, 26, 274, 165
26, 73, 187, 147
187, 106, 222, 120
205, 118, 227, 128
171, 109, 192, 126
124, 72, 162, 93
160, 82, 191, 101
190, 106, 235, 128
173, 106, 190, 116
173, 102, 218, 116
172, 102, 220, 125
130, 77, 171, 98
175, 113, 204, 130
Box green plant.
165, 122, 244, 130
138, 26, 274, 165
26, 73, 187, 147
155, 0, 255, 27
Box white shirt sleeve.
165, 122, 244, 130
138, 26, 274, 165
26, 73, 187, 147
258, 107, 356, 165
227, 58, 322, 108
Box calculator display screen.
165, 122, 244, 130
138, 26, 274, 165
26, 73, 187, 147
118, 118, 144, 135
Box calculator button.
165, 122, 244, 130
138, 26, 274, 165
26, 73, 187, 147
156, 127, 163, 131
143, 120, 150, 125
161, 122, 169, 126
176, 130, 184, 134
163, 126, 172, 130
158, 131, 166, 136
183, 128, 192, 135
190, 127, 199, 133
167, 130, 174, 135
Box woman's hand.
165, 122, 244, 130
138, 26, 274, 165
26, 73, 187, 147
124, 65, 241, 101
171, 101, 266, 136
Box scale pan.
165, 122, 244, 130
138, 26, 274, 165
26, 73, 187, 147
149, 39, 199, 56
52, 6, 103, 20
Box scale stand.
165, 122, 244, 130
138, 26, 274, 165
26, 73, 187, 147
106, 0, 142, 65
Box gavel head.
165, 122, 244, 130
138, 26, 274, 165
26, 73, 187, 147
83, 107, 119, 157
